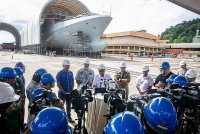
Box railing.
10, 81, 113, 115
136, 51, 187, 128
45, 12, 107, 22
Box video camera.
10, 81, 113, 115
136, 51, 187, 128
70, 82, 93, 112
70, 82, 93, 134
103, 80, 126, 121
29, 90, 60, 116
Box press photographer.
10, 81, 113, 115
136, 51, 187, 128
29, 88, 62, 116
28, 73, 63, 123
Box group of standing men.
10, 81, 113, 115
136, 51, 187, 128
27, 57, 199, 124
54, 57, 131, 123
0, 56, 198, 133
135, 60, 198, 95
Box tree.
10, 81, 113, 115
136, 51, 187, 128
160, 18, 200, 43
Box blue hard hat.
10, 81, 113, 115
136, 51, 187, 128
160, 62, 170, 69
0, 68, 2, 79
104, 111, 144, 134
173, 75, 187, 86
35, 68, 47, 76
144, 97, 177, 133
1, 67, 17, 78
40, 73, 55, 84
15, 62, 25, 71
31, 88, 55, 102
28, 107, 72, 134
166, 74, 178, 84
31, 88, 46, 102
13, 67, 23, 77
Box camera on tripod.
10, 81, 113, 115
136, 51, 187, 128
103, 80, 126, 121
70, 83, 93, 112
70, 82, 93, 134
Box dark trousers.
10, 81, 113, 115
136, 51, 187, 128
125, 87, 129, 100
58, 92, 72, 117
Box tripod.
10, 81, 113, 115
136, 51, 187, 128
73, 103, 88, 134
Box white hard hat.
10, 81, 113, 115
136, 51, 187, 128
83, 57, 91, 64
180, 61, 186, 66
62, 59, 70, 65
98, 64, 105, 70
142, 65, 149, 71
119, 62, 126, 68
0, 82, 20, 104
185, 69, 197, 78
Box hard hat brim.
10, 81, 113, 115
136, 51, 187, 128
10, 94, 20, 102
1, 94, 20, 104
63, 63, 70, 66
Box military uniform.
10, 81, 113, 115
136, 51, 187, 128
115, 71, 131, 100
26, 80, 41, 124
75, 68, 94, 87
12, 77, 26, 131
7, 102, 21, 133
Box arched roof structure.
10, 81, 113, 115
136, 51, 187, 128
41, 0, 90, 19
21, 0, 90, 46
0, 22, 21, 49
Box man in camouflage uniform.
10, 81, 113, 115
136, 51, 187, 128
76, 57, 94, 88
26, 68, 47, 124
115, 62, 131, 100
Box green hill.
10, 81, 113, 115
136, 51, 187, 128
160, 18, 200, 43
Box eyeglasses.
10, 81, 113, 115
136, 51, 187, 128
99, 70, 105, 72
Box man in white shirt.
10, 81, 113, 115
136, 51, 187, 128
136, 65, 153, 95
92, 64, 111, 88
177, 61, 188, 76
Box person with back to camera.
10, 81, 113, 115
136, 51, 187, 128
0, 82, 20, 133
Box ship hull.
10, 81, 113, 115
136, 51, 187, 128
45, 15, 112, 52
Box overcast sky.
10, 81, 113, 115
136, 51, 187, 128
0, 0, 200, 43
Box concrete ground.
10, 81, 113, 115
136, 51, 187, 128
0, 51, 199, 128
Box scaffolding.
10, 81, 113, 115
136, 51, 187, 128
62, 31, 101, 58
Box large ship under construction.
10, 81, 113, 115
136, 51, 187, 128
21, 0, 112, 56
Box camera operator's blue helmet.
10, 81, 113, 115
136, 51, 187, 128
13, 67, 23, 77
173, 75, 187, 86
31, 88, 55, 102
1, 67, 17, 78
166, 74, 178, 84
35, 68, 47, 76
28, 107, 72, 134
104, 111, 144, 134
160, 62, 170, 69
31, 88, 46, 102
144, 97, 177, 133
15, 62, 25, 72
40, 73, 55, 84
